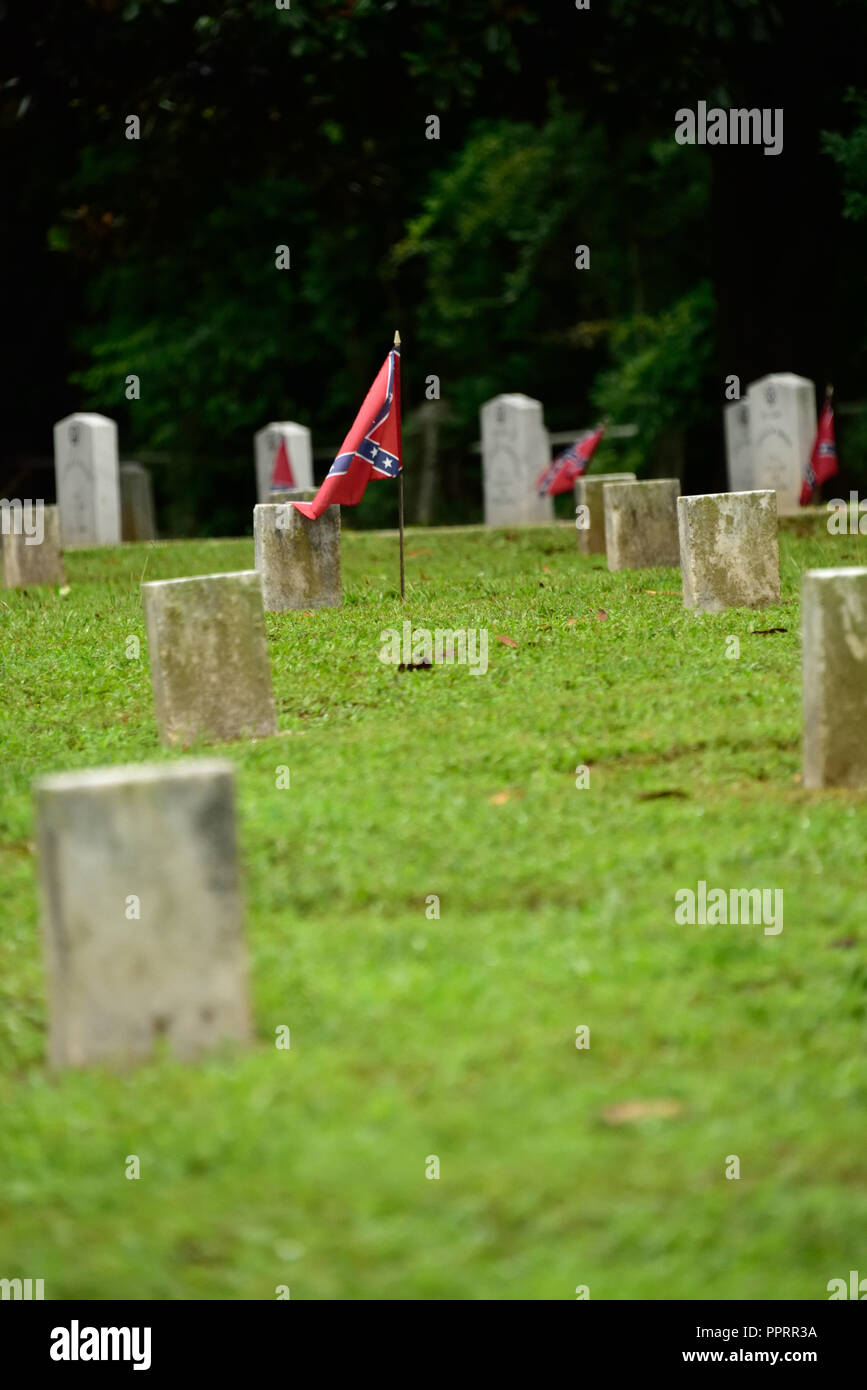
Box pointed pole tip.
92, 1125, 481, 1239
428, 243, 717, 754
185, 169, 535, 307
394, 330, 401, 347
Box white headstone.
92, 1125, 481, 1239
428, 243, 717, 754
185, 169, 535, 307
724, 399, 753, 492
746, 374, 817, 516
142, 570, 277, 746
480, 394, 553, 526
53, 413, 121, 548
35, 759, 252, 1069
254, 422, 314, 503
802, 567, 867, 788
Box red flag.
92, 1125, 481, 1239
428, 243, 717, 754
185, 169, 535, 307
271, 436, 296, 489
292, 348, 401, 520
537, 424, 605, 497
800, 393, 838, 505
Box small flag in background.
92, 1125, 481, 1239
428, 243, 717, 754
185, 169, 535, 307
291, 345, 401, 520
800, 388, 838, 505
537, 424, 605, 497
271, 436, 296, 489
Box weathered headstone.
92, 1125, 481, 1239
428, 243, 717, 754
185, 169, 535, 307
35, 759, 251, 1069
53, 412, 121, 548
802, 567, 867, 788
254, 502, 341, 611
724, 399, 753, 492
142, 570, 277, 745
254, 422, 314, 503
603, 478, 681, 570
747, 373, 817, 516
120, 462, 157, 541
480, 394, 553, 527
1, 504, 66, 588
574, 472, 636, 554
678, 490, 780, 612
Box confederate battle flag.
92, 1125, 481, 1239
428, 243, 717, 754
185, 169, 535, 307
536, 424, 605, 497
291, 344, 402, 520
270, 436, 296, 489
800, 389, 838, 505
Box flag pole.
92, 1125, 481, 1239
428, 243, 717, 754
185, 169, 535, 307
395, 329, 405, 601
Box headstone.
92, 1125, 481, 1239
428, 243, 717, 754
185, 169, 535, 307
35, 759, 251, 1069
254, 502, 341, 611
603, 478, 681, 570
724, 399, 753, 492
1, 504, 66, 588
120, 462, 157, 541
254, 423, 314, 503
574, 472, 636, 554
53, 413, 121, 548
802, 567, 867, 788
480, 394, 553, 526
142, 570, 277, 746
746, 373, 817, 516
678, 490, 780, 612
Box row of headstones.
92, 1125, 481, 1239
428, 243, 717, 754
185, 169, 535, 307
571, 475, 863, 793
47, 413, 315, 552
28, 485, 867, 1071
35, 496, 341, 1068
480, 373, 822, 527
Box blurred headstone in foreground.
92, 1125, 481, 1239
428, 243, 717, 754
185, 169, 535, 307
35, 759, 252, 1070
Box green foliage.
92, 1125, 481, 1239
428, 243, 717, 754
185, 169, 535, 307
824, 91, 867, 223
591, 283, 717, 475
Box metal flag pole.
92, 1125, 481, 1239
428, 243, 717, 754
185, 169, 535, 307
395, 329, 405, 601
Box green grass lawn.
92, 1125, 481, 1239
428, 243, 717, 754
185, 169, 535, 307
1, 517, 865, 1300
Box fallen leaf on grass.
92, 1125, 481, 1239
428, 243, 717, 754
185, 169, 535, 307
542, 565, 551, 573
407, 548, 432, 558
751, 627, 788, 635
596, 608, 609, 621
489, 788, 525, 805
643, 588, 680, 596
496, 634, 519, 647
603, 1099, 684, 1125
566, 617, 584, 627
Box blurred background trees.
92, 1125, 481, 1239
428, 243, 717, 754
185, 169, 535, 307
4, 0, 867, 532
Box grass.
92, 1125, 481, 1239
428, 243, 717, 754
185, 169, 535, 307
1, 516, 866, 1300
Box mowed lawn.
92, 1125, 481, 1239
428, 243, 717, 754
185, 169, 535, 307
1, 517, 865, 1301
